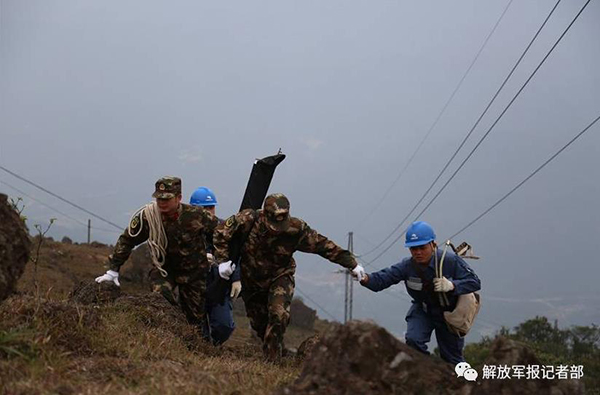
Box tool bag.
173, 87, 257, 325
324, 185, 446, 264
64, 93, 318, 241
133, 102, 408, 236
437, 240, 481, 337
443, 292, 481, 337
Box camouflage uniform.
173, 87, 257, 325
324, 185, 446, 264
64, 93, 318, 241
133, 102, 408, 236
107, 177, 218, 335
213, 193, 357, 361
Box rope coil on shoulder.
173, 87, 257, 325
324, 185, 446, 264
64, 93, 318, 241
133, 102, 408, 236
128, 202, 168, 277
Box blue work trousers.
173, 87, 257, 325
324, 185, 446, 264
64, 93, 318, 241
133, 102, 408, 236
405, 302, 465, 365
206, 292, 236, 345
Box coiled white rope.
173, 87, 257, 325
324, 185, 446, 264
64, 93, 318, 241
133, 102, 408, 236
128, 202, 168, 277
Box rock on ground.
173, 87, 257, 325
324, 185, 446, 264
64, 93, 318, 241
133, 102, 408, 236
0, 194, 31, 303
278, 321, 585, 395
278, 320, 465, 395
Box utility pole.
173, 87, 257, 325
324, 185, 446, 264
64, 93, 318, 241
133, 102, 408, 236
344, 231, 354, 323
87, 219, 91, 244
344, 265, 349, 323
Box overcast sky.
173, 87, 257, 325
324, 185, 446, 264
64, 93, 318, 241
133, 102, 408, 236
1, 0, 599, 342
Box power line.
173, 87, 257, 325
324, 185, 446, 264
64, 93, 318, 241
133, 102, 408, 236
368, 79, 594, 269
359, 0, 562, 260
355, 0, 515, 230
0, 180, 121, 234
295, 287, 339, 322
353, 232, 379, 250
448, 113, 599, 240
361, 0, 581, 266
411, 0, 590, 227
362, 233, 402, 268
0, 165, 124, 230
356, 256, 370, 265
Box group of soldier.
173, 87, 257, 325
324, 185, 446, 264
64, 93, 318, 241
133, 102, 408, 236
95, 176, 365, 362
96, 175, 480, 365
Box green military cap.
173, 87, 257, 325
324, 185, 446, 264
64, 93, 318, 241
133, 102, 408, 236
152, 176, 182, 199
263, 193, 291, 232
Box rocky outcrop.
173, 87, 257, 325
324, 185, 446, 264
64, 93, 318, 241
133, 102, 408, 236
0, 194, 31, 303
279, 320, 464, 395
279, 321, 585, 395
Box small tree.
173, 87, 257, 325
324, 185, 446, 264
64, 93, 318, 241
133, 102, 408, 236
31, 219, 56, 299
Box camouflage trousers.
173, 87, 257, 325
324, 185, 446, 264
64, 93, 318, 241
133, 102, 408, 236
242, 274, 294, 362
149, 268, 209, 339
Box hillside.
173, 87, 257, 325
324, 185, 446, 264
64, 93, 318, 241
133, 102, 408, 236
2, 234, 594, 394
1, 237, 328, 394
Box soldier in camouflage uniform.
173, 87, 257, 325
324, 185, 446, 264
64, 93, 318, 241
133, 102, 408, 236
213, 193, 366, 362
95, 176, 219, 338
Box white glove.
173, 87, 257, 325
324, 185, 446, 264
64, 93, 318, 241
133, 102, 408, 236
95, 270, 120, 286
218, 260, 236, 280
230, 281, 242, 299
206, 253, 216, 266
351, 264, 366, 282
433, 277, 455, 292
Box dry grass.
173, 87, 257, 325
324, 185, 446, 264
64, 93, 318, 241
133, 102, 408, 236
1, 240, 324, 394
17, 239, 110, 298
0, 294, 303, 395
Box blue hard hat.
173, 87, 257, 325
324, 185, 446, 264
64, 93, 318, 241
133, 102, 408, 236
190, 187, 218, 206
405, 221, 436, 247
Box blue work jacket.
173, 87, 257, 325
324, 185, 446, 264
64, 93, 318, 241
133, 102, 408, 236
362, 249, 481, 312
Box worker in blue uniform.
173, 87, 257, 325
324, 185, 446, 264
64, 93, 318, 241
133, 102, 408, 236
360, 221, 481, 364
190, 186, 240, 345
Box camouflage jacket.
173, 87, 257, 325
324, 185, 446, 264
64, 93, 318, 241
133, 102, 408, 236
108, 203, 218, 282
213, 209, 357, 290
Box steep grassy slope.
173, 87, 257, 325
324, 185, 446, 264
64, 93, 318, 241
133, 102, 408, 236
1, 238, 325, 394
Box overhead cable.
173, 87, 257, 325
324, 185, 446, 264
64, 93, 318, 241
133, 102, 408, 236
365, 0, 589, 268
0, 165, 124, 230
360, 0, 578, 265
411, 0, 591, 225
448, 113, 599, 240
359, 0, 562, 259
1, 180, 121, 234
356, 0, 515, 230
295, 287, 339, 321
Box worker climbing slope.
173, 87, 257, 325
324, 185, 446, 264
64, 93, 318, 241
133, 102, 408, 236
360, 221, 481, 364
